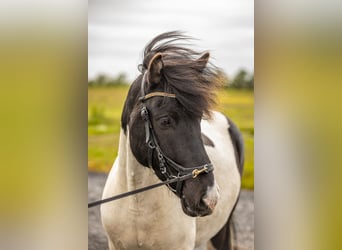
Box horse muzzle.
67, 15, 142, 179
181, 184, 220, 217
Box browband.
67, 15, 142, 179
140, 92, 176, 101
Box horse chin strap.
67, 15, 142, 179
139, 72, 214, 197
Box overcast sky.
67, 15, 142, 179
89, 0, 254, 82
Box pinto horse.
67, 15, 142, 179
101, 31, 244, 250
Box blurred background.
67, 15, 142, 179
4, 0, 341, 249
88, 0, 255, 189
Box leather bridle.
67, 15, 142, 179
138, 72, 213, 196
87, 72, 214, 208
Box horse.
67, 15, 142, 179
101, 31, 244, 250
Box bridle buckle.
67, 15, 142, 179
192, 166, 209, 178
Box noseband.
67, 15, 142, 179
138, 72, 213, 196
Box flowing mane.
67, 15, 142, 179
140, 31, 221, 117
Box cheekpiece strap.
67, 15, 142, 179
139, 71, 212, 197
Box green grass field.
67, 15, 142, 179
88, 86, 254, 189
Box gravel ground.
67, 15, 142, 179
88, 172, 254, 250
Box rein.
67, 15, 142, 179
88, 167, 208, 208
88, 71, 213, 208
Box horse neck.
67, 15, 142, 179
108, 128, 195, 241
117, 127, 159, 191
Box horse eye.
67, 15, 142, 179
159, 117, 171, 127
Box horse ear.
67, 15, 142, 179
196, 52, 210, 71
147, 53, 163, 84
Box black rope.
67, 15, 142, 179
88, 173, 193, 208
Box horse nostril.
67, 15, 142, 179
202, 196, 218, 211
202, 185, 220, 211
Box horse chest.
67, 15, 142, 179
102, 188, 196, 250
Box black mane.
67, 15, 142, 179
141, 31, 221, 117
121, 31, 221, 132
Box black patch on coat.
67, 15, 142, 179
226, 116, 244, 176
201, 133, 215, 147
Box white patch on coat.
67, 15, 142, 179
195, 111, 241, 247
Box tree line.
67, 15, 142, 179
88, 73, 128, 87
218, 69, 254, 89
88, 69, 254, 89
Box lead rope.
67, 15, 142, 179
88, 165, 208, 208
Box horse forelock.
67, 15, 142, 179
141, 31, 222, 118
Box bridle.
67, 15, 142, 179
88, 72, 214, 208
138, 72, 213, 196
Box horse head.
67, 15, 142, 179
123, 31, 221, 217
